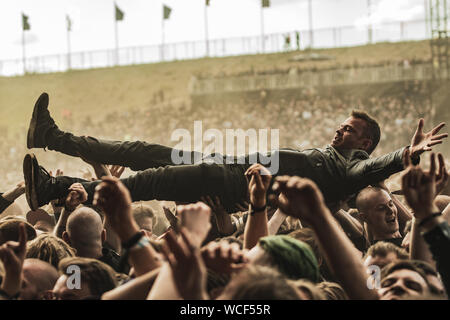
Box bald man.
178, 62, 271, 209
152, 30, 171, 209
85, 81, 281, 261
62, 207, 121, 272
356, 187, 403, 246
20, 258, 59, 300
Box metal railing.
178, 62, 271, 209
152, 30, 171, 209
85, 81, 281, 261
189, 64, 444, 95
0, 19, 429, 77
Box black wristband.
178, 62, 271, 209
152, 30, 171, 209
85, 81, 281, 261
121, 231, 144, 249
418, 212, 441, 229
250, 203, 267, 215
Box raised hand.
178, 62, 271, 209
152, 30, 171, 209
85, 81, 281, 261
109, 165, 125, 179
409, 119, 448, 159
401, 150, 442, 219
0, 223, 28, 297
201, 240, 247, 274
161, 229, 208, 300
270, 176, 327, 226
93, 176, 139, 241
65, 183, 88, 211
163, 205, 180, 233
245, 164, 272, 208
178, 202, 211, 247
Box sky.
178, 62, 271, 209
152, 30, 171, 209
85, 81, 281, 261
0, 0, 428, 60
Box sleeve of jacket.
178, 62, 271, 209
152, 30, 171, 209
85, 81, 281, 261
422, 222, 450, 295
346, 147, 406, 190
0, 193, 13, 214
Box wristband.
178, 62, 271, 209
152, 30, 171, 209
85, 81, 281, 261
417, 212, 441, 229
130, 236, 151, 251
121, 231, 144, 249
250, 203, 267, 215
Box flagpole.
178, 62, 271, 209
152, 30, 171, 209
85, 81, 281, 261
205, 2, 209, 57
115, 12, 119, 65
67, 18, 71, 70
22, 24, 26, 74
260, 3, 265, 53
161, 17, 165, 61
308, 0, 313, 49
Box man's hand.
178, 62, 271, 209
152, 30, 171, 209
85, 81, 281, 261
245, 164, 272, 208
270, 176, 328, 226
434, 153, 449, 195
402, 150, 442, 219
201, 240, 247, 274
65, 183, 88, 211
161, 229, 208, 300
409, 119, 447, 159
93, 176, 140, 241
163, 205, 180, 233
0, 223, 28, 297
178, 202, 211, 248
109, 165, 125, 178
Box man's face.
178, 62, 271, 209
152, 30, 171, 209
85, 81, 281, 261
138, 216, 153, 238
363, 190, 399, 237
51, 275, 92, 300
378, 269, 429, 300
331, 117, 370, 152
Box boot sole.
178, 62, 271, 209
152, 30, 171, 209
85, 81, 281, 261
27, 92, 49, 149
23, 153, 39, 211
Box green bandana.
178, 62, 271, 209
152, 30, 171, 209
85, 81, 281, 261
259, 235, 320, 282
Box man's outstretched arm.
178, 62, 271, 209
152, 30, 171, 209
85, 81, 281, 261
348, 119, 448, 188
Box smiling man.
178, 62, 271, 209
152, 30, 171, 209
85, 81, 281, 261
356, 187, 403, 246
24, 93, 447, 213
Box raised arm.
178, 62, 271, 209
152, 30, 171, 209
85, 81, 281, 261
243, 164, 271, 250
348, 119, 447, 189
93, 176, 162, 276
271, 176, 379, 300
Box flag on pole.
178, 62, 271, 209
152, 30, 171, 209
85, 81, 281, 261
262, 0, 270, 8
66, 15, 72, 31
115, 3, 124, 21
22, 13, 30, 30
206, 0, 210, 6
163, 5, 172, 20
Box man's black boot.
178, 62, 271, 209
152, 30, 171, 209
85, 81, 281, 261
23, 153, 85, 210
27, 92, 59, 149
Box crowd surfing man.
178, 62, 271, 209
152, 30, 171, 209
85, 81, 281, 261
24, 92, 447, 213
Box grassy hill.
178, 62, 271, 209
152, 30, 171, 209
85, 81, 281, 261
0, 40, 431, 134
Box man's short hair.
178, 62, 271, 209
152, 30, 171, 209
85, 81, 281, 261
355, 186, 386, 213
58, 257, 117, 298
132, 203, 156, 226
351, 110, 381, 154
364, 241, 409, 261
316, 281, 349, 300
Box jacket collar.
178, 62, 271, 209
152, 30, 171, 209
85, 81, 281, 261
327, 145, 370, 161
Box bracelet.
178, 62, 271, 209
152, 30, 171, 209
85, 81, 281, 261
130, 236, 151, 251
250, 203, 267, 215
417, 212, 442, 229
121, 231, 144, 249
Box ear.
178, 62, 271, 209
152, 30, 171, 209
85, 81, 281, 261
101, 229, 106, 244
62, 231, 70, 244
361, 138, 372, 153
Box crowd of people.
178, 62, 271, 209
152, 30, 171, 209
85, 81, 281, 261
0, 84, 448, 302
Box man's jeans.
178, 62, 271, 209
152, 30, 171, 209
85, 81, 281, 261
48, 132, 251, 212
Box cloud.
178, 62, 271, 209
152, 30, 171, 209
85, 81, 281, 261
13, 33, 39, 46
354, 0, 424, 28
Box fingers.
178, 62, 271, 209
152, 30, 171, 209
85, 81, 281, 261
18, 223, 28, 252
403, 148, 412, 168
431, 133, 448, 141
430, 122, 445, 135
416, 118, 424, 134
429, 153, 436, 177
